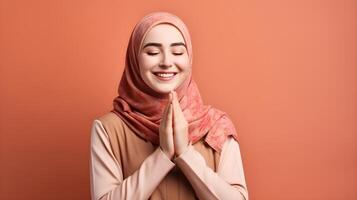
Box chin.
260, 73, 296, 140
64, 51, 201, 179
152, 85, 176, 94
148, 79, 179, 94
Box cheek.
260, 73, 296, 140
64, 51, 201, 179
138, 55, 158, 71
176, 56, 191, 70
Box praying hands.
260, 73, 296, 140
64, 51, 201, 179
159, 91, 189, 160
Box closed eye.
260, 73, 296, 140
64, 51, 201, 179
173, 52, 184, 56
147, 52, 159, 56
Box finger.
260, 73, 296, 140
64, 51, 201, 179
161, 94, 172, 127
170, 91, 176, 115
166, 92, 174, 126
172, 91, 180, 108
172, 92, 183, 122
170, 91, 173, 103
166, 103, 173, 131
171, 91, 176, 107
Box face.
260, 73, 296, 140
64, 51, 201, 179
138, 23, 191, 94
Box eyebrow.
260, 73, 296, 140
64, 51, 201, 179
142, 42, 187, 49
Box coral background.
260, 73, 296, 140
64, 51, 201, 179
1, 0, 356, 199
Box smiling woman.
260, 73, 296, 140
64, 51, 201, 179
138, 23, 191, 94
89, 12, 249, 200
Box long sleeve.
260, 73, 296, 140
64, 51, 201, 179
173, 137, 249, 200
90, 120, 175, 200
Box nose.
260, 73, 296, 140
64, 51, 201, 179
159, 51, 173, 68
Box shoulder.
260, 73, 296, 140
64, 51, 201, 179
97, 112, 122, 125
221, 137, 240, 155
213, 108, 239, 142
218, 136, 244, 172
91, 112, 126, 138
95, 112, 125, 131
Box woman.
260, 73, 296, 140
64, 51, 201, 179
90, 11, 249, 200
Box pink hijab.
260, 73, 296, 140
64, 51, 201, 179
111, 11, 239, 152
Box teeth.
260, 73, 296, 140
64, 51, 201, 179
155, 73, 175, 78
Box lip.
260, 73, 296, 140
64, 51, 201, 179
152, 72, 178, 81
152, 71, 178, 74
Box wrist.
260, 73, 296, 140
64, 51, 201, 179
160, 146, 174, 160
175, 145, 188, 157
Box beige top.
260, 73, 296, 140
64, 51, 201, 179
90, 112, 248, 200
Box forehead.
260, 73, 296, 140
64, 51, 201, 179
142, 23, 185, 45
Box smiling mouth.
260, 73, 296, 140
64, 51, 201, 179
153, 72, 178, 81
